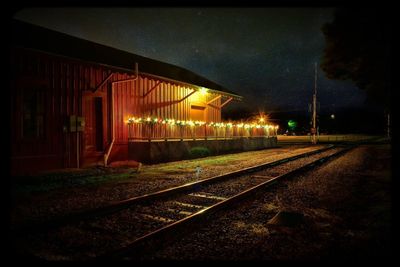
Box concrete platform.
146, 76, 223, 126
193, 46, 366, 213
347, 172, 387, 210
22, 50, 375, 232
126, 136, 278, 163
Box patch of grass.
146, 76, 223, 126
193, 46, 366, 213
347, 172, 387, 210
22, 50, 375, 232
136, 150, 271, 177
196, 157, 238, 165
12, 172, 133, 194
189, 146, 211, 159
141, 164, 194, 176
140, 153, 246, 176
11, 146, 303, 194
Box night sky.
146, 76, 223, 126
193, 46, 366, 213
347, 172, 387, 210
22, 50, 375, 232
14, 8, 367, 118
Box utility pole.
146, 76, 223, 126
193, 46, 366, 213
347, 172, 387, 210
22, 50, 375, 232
387, 111, 390, 140
311, 62, 318, 144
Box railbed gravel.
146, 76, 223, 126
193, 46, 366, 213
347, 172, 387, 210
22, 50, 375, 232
13, 146, 344, 260
11, 145, 327, 225
133, 145, 391, 261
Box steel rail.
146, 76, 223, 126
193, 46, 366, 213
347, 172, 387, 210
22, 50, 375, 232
13, 145, 336, 233
97, 145, 354, 260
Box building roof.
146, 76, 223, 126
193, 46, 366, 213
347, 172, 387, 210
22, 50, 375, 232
11, 19, 242, 100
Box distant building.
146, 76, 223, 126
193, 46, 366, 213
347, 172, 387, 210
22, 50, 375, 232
10, 19, 277, 175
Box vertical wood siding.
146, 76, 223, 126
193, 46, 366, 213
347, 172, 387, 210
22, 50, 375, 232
10, 47, 229, 174
11, 48, 112, 173
112, 73, 224, 142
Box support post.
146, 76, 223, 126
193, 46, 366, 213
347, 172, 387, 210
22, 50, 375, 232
76, 131, 79, 168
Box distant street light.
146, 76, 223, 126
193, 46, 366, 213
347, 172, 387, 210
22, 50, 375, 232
330, 114, 335, 119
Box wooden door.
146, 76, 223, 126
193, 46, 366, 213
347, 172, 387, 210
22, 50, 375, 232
95, 97, 103, 151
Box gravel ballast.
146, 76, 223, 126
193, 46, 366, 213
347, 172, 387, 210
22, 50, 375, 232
11, 144, 391, 261
10, 145, 326, 224
11, 146, 341, 260
135, 144, 392, 261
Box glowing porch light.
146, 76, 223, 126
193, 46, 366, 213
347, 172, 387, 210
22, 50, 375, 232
146, 117, 151, 122
259, 118, 265, 123
199, 87, 208, 95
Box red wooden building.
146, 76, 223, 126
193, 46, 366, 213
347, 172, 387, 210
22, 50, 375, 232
10, 20, 277, 175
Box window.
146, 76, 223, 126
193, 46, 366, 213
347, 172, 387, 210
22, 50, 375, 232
22, 88, 45, 138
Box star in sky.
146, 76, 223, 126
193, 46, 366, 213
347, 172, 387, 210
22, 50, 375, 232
14, 7, 366, 114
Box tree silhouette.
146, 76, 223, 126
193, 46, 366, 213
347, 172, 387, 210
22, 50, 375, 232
321, 8, 391, 109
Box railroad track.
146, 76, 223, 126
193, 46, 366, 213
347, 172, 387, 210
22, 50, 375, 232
12, 144, 354, 260
12, 145, 335, 233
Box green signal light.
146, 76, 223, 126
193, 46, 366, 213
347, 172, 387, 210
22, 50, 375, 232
288, 120, 297, 129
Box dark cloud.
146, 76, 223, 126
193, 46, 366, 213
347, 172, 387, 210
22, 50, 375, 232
14, 7, 366, 113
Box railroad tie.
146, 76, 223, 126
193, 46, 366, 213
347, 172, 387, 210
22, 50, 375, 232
188, 192, 227, 201
172, 201, 207, 209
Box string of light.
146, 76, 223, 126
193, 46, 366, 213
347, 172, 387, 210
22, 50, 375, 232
127, 116, 279, 129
